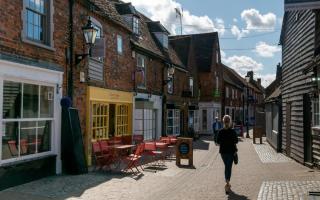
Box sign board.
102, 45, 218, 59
285, 0, 320, 10
176, 137, 193, 167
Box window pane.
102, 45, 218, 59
2, 122, 19, 160
3, 81, 22, 119
20, 121, 37, 156
23, 84, 39, 118
37, 121, 51, 153
117, 35, 122, 54
40, 86, 54, 118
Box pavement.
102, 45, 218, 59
1, 131, 320, 200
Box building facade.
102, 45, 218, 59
0, 0, 67, 189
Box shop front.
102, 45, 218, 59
86, 86, 133, 165
133, 93, 162, 141
0, 58, 63, 189
188, 105, 200, 134
199, 102, 221, 135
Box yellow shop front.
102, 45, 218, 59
86, 86, 133, 165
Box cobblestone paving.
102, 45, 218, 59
257, 181, 320, 200
253, 143, 293, 163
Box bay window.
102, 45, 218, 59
2, 81, 54, 161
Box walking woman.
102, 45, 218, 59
217, 115, 238, 194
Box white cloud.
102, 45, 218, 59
233, 18, 238, 23
255, 42, 281, 58
231, 25, 249, 40
222, 55, 263, 75
230, 9, 277, 39
123, 0, 225, 35
256, 73, 276, 87
241, 9, 276, 31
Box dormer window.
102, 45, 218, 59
133, 16, 139, 34
154, 33, 169, 49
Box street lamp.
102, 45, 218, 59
76, 17, 98, 65
245, 75, 250, 138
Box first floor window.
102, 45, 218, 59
117, 35, 123, 54
167, 109, 180, 135
136, 54, 146, 88
2, 80, 54, 161
134, 109, 156, 141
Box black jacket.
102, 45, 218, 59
217, 128, 238, 154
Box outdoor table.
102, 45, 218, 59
155, 142, 168, 149
110, 144, 136, 170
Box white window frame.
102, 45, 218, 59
133, 16, 139, 35
167, 109, 180, 135
0, 60, 62, 171
0, 78, 56, 165
117, 35, 123, 55
21, 0, 55, 50
136, 54, 146, 89
189, 77, 194, 97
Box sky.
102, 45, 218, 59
123, 0, 284, 87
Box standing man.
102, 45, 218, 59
213, 117, 222, 144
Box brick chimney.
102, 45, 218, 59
276, 63, 282, 80
257, 78, 261, 86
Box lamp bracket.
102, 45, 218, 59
75, 53, 89, 65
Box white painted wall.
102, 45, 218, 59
199, 101, 221, 134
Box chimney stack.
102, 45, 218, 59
247, 71, 254, 81
257, 78, 261, 86
276, 63, 282, 79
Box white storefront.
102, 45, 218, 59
0, 59, 63, 173
199, 102, 221, 135
133, 93, 162, 140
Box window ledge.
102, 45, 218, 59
22, 38, 56, 52
0, 154, 57, 168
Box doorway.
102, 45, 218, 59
303, 94, 313, 163
285, 103, 291, 156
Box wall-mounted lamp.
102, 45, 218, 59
76, 17, 98, 65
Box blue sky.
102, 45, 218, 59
124, 0, 284, 87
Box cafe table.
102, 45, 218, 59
110, 144, 136, 170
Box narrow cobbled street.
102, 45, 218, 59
1, 133, 319, 200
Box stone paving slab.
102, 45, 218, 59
253, 143, 293, 163
257, 181, 320, 200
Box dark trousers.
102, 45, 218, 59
221, 153, 234, 182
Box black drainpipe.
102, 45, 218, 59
68, 0, 74, 102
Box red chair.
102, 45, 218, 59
8, 140, 18, 157
20, 139, 28, 155
144, 141, 165, 168
122, 143, 144, 173
92, 141, 113, 170
99, 140, 116, 167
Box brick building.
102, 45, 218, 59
222, 65, 245, 125
0, 0, 67, 189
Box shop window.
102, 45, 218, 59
2, 81, 53, 161
134, 109, 156, 140
91, 103, 109, 140
23, 0, 52, 46
167, 109, 180, 135
188, 110, 199, 132
116, 104, 130, 136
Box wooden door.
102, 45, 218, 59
303, 94, 312, 163
286, 103, 291, 156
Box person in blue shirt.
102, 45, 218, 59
213, 117, 222, 143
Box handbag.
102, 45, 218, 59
233, 152, 238, 165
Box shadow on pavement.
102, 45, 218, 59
227, 191, 249, 200
193, 136, 214, 150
